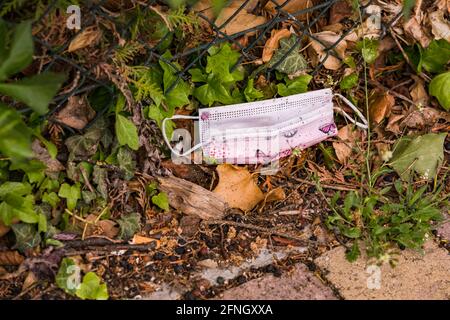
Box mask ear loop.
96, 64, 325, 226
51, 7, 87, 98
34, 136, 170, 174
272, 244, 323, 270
333, 93, 369, 130
162, 115, 202, 157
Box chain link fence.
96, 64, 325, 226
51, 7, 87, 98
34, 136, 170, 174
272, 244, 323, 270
2, 0, 381, 131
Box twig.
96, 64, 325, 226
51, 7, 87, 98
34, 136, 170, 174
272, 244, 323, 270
291, 177, 357, 191
203, 220, 312, 244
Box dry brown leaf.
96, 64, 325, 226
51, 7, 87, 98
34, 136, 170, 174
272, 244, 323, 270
262, 29, 291, 63
410, 80, 429, 106
401, 107, 443, 128
309, 31, 347, 70
54, 96, 96, 130
386, 113, 404, 134
265, 0, 313, 20
332, 124, 360, 164
215, 7, 266, 36
0, 221, 10, 238
369, 91, 395, 124
404, 16, 431, 48
68, 26, 102, 52
84, 214, 119, 238
31, 139, 64, 174
329, 0, 354, 24
213, 164, 264, 212
130, 234, 158, 245
22, 272, 38, 291
429, 10, 450, 42
257, 187, 286, 213
0, 251, 24, 266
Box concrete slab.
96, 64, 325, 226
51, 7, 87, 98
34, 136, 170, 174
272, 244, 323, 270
315, 240, 450, 300
215, 263, 337, 300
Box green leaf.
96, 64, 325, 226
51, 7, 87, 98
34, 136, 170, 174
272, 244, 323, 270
269, 36, 308, 75
56, 258, 81, 295
117, 212, 141, 240
342, 227, 361, 239
429, 71, 450, 111
147, 104, 176, 140
389, 133, 446, 180
244, 79, 264, 102
159, 51, 191, 109
0, 103, 32, 159
117, 147, 136, 180
115, 114, 140, 150
340, 73, 359, 90
206, 43, 243, 84
356, 39, 379, 64
92, 166, 108, 200
402, 0, 416, 19
10, 159, 46, 184
58, 183, 81, 211
75, 272, 109, 300
38, 213, 47, 233
421, 40, 450, 73
152, 192, 169, 211
345, 241, 360, 262
277, 74, 312, 97
0, 72, 66, 115
0, 20, 33, 81
193, 76, 235, 106
11, 223, 41, 252
0, 181, 31, 197
189, 68, 207, 82
42, 192, 60, 208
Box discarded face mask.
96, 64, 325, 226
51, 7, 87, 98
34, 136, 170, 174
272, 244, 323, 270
162, 88, 368, 164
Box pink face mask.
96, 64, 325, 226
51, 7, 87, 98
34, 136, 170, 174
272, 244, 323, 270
162, 89, 367, 164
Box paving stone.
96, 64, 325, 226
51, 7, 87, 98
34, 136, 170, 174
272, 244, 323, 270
215, 263, 337, 300
315, 240, 450, 300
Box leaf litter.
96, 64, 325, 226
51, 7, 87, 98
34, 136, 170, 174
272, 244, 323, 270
0, 0, 449, 300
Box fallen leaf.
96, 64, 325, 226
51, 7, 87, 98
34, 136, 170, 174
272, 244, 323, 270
31, 140, 64, 173
54, 96, 96, 130
84, 214, 119, 239
429, 10, 450, 43
130, 234, 158, 245
410, 79, 429, 106
385, 113, 404, 134
332, 124, 362, 164
214, 7, 266, 36
0, 250, 24, 265
262, 29, 291, 63
389, 133, 446, 180
403, 16, 431, 48
68, 26, 102, 52
309, 31, 347, 70
258, 187, 286, 213
22, 272, 37, 291
213, 164, 264, 212
401, 107, 443, 128
329, 0, 354, 24
265, 0, 313, 20
369, 91, 395, 124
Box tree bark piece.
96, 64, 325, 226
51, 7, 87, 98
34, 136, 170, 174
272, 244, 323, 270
158, 176, 228, 220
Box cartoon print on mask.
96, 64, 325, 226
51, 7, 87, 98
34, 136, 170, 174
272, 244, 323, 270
319, 123, 337, 135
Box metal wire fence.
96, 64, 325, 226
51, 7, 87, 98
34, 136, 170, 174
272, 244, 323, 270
2, 0, 379, 131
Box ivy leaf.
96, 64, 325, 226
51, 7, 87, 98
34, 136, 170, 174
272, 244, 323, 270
11, 223, 41, 252
244, 79, 264, 102
117, 147, 136, 180
277, 74, 312, 97
193, 76, 235, 106
0, 103, 33, 159
159, 51, 191, 110
0, 20, 33, 81
92, 166, 108, 200
147, 104, 176, 141
189, 68, 207, 82
56, 258, 81, 295
10, 159, 46, 184
38, 213, 47, 233
206, 43, 244, 84
115, 114, 139, 151
269, 36, 308, 75
58, 183, 81, 211
420, 40, 450, 73
42, 192, 60, 208
389, 133, 446, 180
356, 39, 379, 64
75, 272, 109, 300
152, 192, 169, 211
0, 181, 31, 197
65, 120, 106, 159
429, 71, 450, 111
340, 73, 359, 90
0, 72, 66, 115
117, 212, 141, 240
